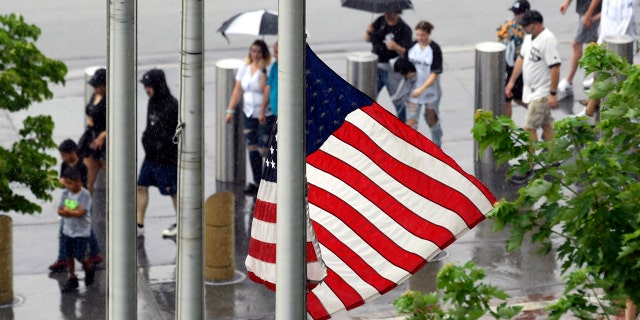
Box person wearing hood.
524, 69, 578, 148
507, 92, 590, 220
136, 68, 179, 238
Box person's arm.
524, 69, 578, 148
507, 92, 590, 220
412, 73, 438, 98
506, 56, 524, 98
365, 23, 374, 42
560, 0, 572, 14
225, 80, 243, 124
582, 0, 602, 27
259, 85, 270, 124
548, 65, 561, 108
59, 204, 86, 218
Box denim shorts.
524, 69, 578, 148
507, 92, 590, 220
137, 159, 178, 195
243, 115, 276, 148
61, 234, 88, 261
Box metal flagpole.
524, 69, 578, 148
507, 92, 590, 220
107, 0, 137, 318
276, 0, 307, 318
176, 0, 204, 318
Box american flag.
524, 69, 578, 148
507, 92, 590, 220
246, 46, 496, 319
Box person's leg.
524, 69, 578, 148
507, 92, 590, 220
565, 41, 583, 85
88, 228, 101, 261
243, 116, 261, 190
157, 163, 178, 237
61, 235, 79, 293
376, 68, 389, 96
84, 156, 101, 195
137, 186, 149, 226
425, 100, 443, 148
405, 102, 420, 129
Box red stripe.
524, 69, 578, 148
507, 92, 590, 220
307, 291, 330, 320
248, 238, 320, 264
322, 268, 365, 312
247, 272, 276, 292
253, 199, 277, 223
248, 238, 276, 263
328, 118, 486, 229
308, 184, 427, 272
313, 222, 397, 293
360, 104, 497, 207
307, 152, 457, 250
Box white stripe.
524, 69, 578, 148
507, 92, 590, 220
250, 219, 277, 244
256, 179, 277, 203
310, 203, 419, 281
250, 218, 320, 244
308, 148, 470, 241
345, 108, 494, 213
307, 281, 346, 320
245, 256, 277, 284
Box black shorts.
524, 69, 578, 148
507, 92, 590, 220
506, 66, 523, 102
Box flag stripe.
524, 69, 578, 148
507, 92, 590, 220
358, 105, 496, 209
308, 148, 465, 247
312, 218, 398, 292
307, 171, 444, 263
308, 269, 365, 320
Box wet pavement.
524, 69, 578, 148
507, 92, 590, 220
3, 1, 639, 318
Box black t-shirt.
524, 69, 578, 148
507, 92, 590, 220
85, 94, 107, 133
370, 16, 413, 63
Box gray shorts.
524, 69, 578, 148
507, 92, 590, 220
575, 14, 600, 44
524, 97, 553, 130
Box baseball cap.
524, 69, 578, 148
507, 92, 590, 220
520, 10, 543, 26
508, 0, 530, 14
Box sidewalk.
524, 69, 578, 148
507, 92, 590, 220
1, 42, 591, 319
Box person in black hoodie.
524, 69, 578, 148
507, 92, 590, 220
136, 69, 179, 238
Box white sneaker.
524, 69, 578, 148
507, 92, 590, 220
162, 223, 177, 237
558, 79, 573, 93
557, 79, 573, 101
583, 77, 594, 91
137, 225, 144, 237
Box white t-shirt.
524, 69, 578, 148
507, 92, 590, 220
598, 0, 638, 49
520, 28, 562, 103
59, 187, 92, 238
235, 64, 272, 118
407, 41, 443, 104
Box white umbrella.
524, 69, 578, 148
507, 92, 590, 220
217, 9, 278, 43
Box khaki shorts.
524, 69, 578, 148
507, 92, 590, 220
523, 97, 553, 130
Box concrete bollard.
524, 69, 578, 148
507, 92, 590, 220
473, 42, 513, 198
215, 59, 246, 184
604, 34, 634, 64
204, 192, 235, 281
346, 51, 378, 100
0, 215, 12, 305
409, 250, 449, 295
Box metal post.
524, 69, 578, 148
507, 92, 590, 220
346, 51, 378, 99
604, 34, 634, 64
176, 0, 204, 318
107, 0, 137, 318
215, 59, 246, 184
276, 0, 307, 318
473, 42, 512, 198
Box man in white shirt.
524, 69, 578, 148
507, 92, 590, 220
506, 10, 562, 144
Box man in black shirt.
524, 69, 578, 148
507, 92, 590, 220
136, 69, 179, 238
365, 10, 413, 122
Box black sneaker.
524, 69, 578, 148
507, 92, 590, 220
61, 277, 79, 293
510, 170, 533, 184
243, 183, 259, 194
84, 265, 95, 287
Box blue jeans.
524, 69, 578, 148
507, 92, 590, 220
377, 68, 406, 123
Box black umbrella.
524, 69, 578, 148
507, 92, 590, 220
217, 9, 278, 43
341, 0, 413, 13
